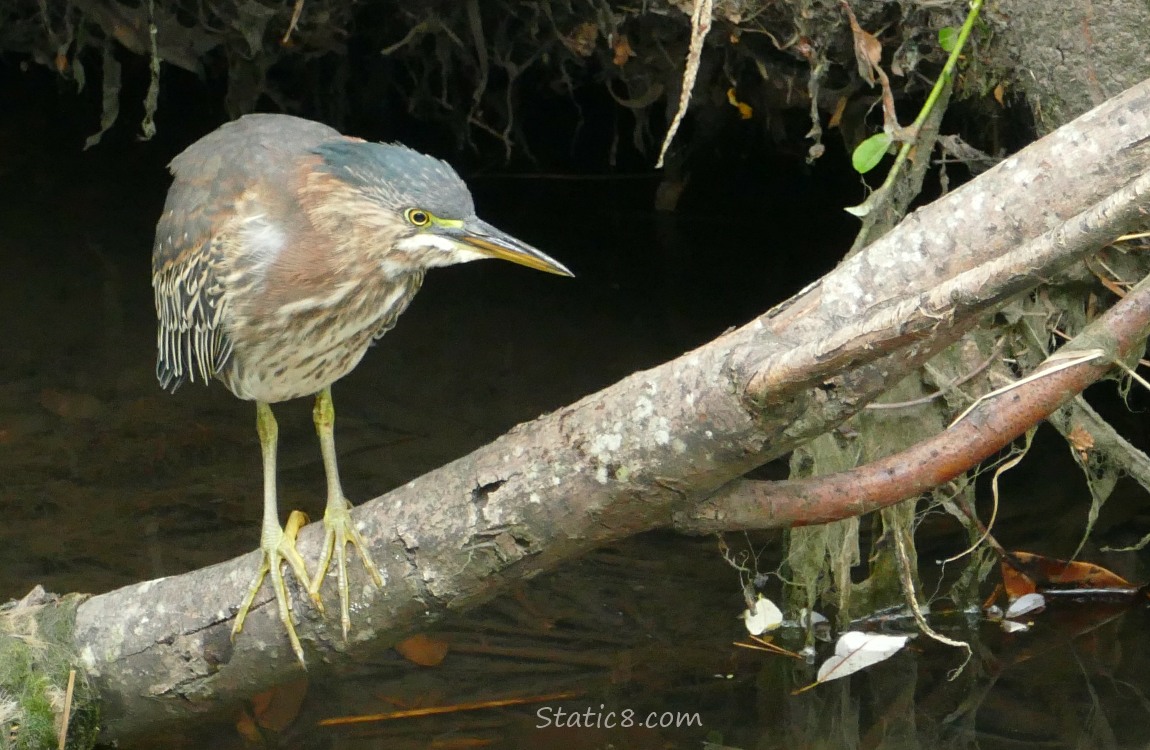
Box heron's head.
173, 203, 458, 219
312, 140, 572, 277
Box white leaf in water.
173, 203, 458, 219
816, 631, 910, 682
798, 608, 829, 627
1005, 592, 1045, 619
742, 595, 783, 636
1002, 619, 1031, 633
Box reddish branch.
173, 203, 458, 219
678, 273, 1150, 532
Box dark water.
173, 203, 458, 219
3, 80, 1150, 749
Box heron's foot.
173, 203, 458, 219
309, 496, 383, 640
233, 510, 319, 666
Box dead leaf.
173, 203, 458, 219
236, 677, 308, 741
611, 34, 634, 66
794, 38, 815, 62
841, 1, 882, 85
1006, 551, 1136, 591
840, 1, 900, 135
1001, 561, 1038, 600
994, 83, 1006, 106
726, 88, 753, 120
396, 634, 450, 666
814, 631, 910, 684
563, 22, 598, 57
1067, 424, 1094, 460
1004, 592, 1046, 619
741, 594, 782, 635
828, 95, 848, 129
235, 711, 260, 744
39, 389, 108, 420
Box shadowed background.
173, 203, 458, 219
4, 29, 1150, 750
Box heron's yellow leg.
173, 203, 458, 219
309, 386, 384, 639
232, 401, 318, 666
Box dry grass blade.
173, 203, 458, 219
733, 635, 803, 659
282, 0, 305, 44
942, 429, 1033, 564
655, 0, 713, 168
948, 350, 1107, 428
57, 669, 75, 750
317, 690, 580, 727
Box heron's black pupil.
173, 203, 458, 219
411, 211, 428, 225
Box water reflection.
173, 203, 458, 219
2, 106, 1149, 750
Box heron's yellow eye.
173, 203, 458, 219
405, 208, 432, 227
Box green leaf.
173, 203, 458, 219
938, 26, 959, 53
851, 132, 892, 174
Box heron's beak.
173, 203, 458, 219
453, 218, 574, 277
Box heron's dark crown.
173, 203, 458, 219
313, 140, 475, 220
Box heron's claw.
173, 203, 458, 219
233, 510, 319, 666
309, 497, 383, 640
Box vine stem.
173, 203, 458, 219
874, 0, 985, 196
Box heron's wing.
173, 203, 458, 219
152, 115, 342, 391
152, 197, 233, 392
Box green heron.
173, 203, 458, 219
152, 114, 572, 665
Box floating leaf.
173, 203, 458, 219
236, 677, 308, 741
396, 634, 450, 666
1008, 551, 1135, 590
852, 132, 892, 173
1001, 561, 1038, 600
1005, 592, 1046, 619
742, 595, 782, 635
798, 608, 828, 627
816, 631, 909, 683
39, 388, 108, 419
938, 26, 959, 53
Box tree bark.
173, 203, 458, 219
997, 0, 1150, 134
74, 78, 1150, 744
